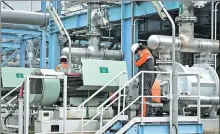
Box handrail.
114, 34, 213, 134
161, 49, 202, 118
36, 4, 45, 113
1, 83, 23, 101
49, 3, 72, 73
96, 71, 201, 134
97, 95, 169, 134
95, 71, 172, 134
6, 96, 17, 104
79, 71, 127, 133
97, 71, 170, 111
78, 71, 128, 109
83, 96, 120, 128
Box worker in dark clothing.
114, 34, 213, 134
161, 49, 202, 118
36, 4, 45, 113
131, 43, 156, 116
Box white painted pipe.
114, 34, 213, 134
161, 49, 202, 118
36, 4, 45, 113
18, 98, 24, 134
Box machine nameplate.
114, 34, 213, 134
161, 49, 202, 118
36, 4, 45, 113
16, 73, 24, 78
99, 67, 109, 73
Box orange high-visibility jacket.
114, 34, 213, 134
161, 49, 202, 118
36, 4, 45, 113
135, 48, 152, 67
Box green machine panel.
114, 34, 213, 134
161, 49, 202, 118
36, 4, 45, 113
1, 67, 36, 88
81, 59, 127, 87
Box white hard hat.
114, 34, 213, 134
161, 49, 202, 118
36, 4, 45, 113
60, 55, 67, 59
131, 43, 141, 53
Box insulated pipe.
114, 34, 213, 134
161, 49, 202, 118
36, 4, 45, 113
72, 29, 87, 35
70, 34, 115, 42
61, 47, 123, 61
148, 35, 220, 54
181, 96, 219, 105
158, 1, 177, 134
1, 9, 48, 26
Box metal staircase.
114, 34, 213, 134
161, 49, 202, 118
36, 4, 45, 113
1, 82, 23, 105
78, 71, 173, 134
78, 70, 202, 134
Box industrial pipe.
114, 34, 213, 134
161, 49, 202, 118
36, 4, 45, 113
72, 29, 87, 35
214, 2, 220, 70
215, 2, 220, 40
62, 47, 123, 61
148, 35, 220, 54
49, 3, 72, 73
18, 98, 24, 134
158, 1, 177, 134
70, 34, 115, 42
1, 9, 48, 26
181, 96, 219, 105
211, 1, 214, 39
132, 18, 141, 77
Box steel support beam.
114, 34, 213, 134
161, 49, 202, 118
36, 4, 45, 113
2, 34, 22, 40
41, 0, 46, 13
1, 42, 20, 48
40, 1, 47, 68
20, 41, 25, 67
122, 2, 132, 77
133, 20, 139, 76
48, 32, 60, 69
48, 1, 63, 69
40, 29, 47, 68
49, 1, 179, 33
1, 28, 41, 35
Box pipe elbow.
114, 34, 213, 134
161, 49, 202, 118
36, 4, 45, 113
148, 35, 161, 51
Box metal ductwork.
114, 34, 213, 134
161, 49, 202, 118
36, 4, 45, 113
148, 1, 220, 56
1, 9, 48, 26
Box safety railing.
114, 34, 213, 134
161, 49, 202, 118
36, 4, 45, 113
95, 71, 172, 134
77, 71, 128, 133
1, 83, 23, 101
95, 71, 201, 134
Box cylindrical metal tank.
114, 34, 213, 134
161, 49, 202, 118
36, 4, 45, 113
157, 63, 219, 114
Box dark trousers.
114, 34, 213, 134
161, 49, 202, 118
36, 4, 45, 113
138, 58, 155, 116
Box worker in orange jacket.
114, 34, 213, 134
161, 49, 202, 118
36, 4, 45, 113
56, 55, 69, 72
131, 43, 155, 117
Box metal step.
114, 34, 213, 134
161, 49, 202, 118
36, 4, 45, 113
95, 115, 128, 134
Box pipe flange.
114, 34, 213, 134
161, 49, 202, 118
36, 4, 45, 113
175, 16, 197, 23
